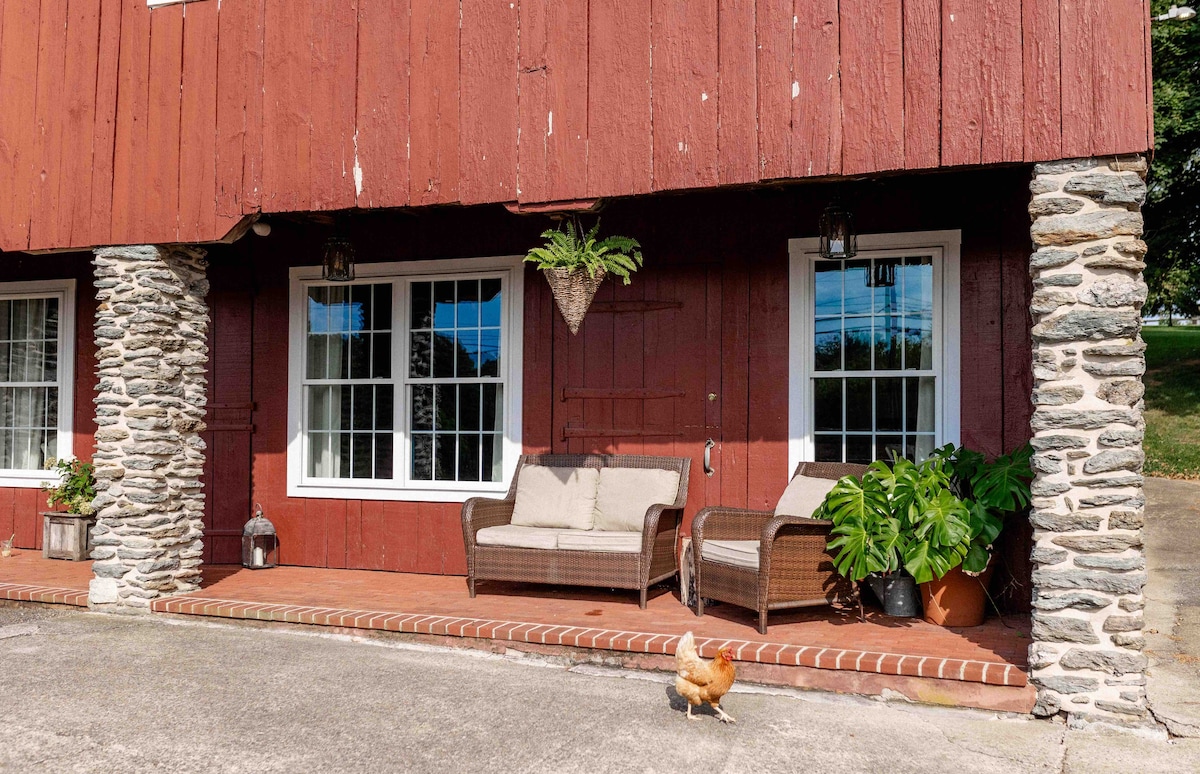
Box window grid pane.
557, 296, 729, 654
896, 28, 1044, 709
302, 275, 507, 487
303, 283, 395, 480
405, 278, 504, 485
811, 254, 936, 463
0, 296, 60, 471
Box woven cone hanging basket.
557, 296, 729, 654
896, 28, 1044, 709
543, 266, 606, 335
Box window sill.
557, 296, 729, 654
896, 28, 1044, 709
286, 482, 509, 503
0, 472, 56, 489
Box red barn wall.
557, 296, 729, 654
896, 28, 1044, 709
212, 168, 1034, 592
0, 255, 98, 551
0, 167, 1035, 606
0, 0, 1154, 254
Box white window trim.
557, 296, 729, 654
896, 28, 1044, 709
787, 230, 961, 472
287, 255, 524, 502
0, 279, 76, 488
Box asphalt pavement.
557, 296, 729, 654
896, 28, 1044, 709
3, 605, 1200, 774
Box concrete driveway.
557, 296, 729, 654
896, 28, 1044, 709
2, 605, 1199, 774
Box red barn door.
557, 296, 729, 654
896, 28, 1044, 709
552, 263, 723, 530
200, 259, 255, 565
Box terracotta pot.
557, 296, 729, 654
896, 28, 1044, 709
921, 563, 995, 627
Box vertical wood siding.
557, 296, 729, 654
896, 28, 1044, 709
0, 0, 1154, 254
0, 168, 1035, 606
111, 168, 1024, 587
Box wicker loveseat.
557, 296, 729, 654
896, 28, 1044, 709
461, 454, 691, 608
691, 461, 867, 633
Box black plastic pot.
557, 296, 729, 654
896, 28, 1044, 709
866, 572, 921, 617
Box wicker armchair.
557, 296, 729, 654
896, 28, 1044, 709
461, 454, 690, 608
691, 461, 868, 634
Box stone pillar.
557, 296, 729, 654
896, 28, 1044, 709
1027, 157, 1152, 728
88, 245, 209, 611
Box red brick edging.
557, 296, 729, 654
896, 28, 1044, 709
0, 582, 89, 607
0, 581, 1026, 689
149, 594, 1027, 688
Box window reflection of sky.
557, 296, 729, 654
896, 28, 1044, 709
308, 299, 367, 334
814, 256, 933, 372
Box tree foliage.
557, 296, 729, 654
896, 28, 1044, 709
1145, 1, 1200, 321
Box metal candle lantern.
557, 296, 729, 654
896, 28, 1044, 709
242, 504, 278, 570
321, 235, 356, 282
865, 258, 898, 288
818, 202, 858, 260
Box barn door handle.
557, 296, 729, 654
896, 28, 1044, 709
703, 439, 715, 477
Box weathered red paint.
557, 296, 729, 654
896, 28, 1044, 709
356, 0, 411, 209
587, 0, 653, 198
652, 0, 719, 191
903, 0, 942, 170
716, 0, 758, 186
179, 0, 220, 241
0, 0, 1157, 253
1023, 0, 1065, 161
840, 0, 904, 175
409, 0, 460, 206
459, 0, 518, 205
792, 0, 842, 178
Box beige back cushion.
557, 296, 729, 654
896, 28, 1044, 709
592, 468, 681, 533
774, 474, 837, 518
510, 466, 601, 530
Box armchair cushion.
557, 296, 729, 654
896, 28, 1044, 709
476, 525, 566, 550
510, 465, 601, 530
700, 539, 760, 570
592, 467, 681, 533
773, 474, 837, 518
557, 530, 642, 553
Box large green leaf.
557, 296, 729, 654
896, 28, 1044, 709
903, 539, 966, 585
962, 542, 992, 575
969, 443, 1033, 513
828, 518, 888, 582
966, 500, 1003, 546
911, 489, 970, 547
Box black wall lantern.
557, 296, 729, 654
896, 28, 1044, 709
818, 202, 858, 260
322, 235, 356, 282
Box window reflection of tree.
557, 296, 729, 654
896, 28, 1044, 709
409, 279, 503, 482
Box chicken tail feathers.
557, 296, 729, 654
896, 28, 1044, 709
675, 631, 698, 670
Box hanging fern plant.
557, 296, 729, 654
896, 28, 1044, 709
524, 218, 644, 282
524, 218, 644, 334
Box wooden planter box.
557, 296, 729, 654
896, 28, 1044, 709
42, 512, 96, 561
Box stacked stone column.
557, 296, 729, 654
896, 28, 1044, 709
87, 245, 209, 611
1027, 157, 1151, 727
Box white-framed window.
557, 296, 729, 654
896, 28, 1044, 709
0, 280, 75, 488
788, 231, 960, 470
287, 255, 524, 502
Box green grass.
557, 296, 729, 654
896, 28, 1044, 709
1142, 326, 1200, 479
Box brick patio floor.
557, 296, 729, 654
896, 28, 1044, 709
0, 550, 1034, 712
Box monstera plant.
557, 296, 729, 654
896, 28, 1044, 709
817, 443, 1033, 621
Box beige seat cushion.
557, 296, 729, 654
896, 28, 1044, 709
592, 467, 681, 533
510, 466, 601, 530
774, 474, 837, 518
556, 530, 642, 553
701, 539, 760, 570
476, 525, 565, 550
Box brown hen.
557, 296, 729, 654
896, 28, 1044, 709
674, 631, 736, 722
